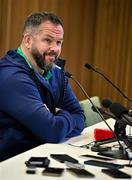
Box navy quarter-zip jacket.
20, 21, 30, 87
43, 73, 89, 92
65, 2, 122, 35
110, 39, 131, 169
0, 50, 85, 161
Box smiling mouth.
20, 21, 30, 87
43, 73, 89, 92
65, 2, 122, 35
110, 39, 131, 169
46, 55, 55, 61
44, 53, 57, 61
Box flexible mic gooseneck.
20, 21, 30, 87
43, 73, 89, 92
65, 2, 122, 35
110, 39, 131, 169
84, 63, 132, 104
65, 72, 112, 129
65, 72, 124, 149
65, 72, 113, 129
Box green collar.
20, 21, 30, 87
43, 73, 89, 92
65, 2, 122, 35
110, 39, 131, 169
17, 47, 32, 68
43, 70, 52, 81
17, 48, 52, 81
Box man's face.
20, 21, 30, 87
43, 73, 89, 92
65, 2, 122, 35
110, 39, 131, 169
30, 21, 64, 71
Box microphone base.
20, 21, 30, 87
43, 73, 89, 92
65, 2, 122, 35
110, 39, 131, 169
98, 149, 129, 160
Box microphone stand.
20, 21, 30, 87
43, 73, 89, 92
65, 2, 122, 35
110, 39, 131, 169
65, 72, 129, 160
98, 120, 130, 160
98, 102, 132, 159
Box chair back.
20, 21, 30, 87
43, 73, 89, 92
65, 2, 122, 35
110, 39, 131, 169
80, 96, 102, 127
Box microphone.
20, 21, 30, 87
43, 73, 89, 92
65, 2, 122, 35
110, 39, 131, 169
64, 71, 127, 155
91, 106, 116, 119
109, 103, 132, 126
84, 63, 132, 104
101, 98, 112, 108
102, 98, 132, 126
102, 98, 132, 154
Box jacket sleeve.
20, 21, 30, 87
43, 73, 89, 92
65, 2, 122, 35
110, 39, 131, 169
57, 78, 85, 138
0, 72, 84, 143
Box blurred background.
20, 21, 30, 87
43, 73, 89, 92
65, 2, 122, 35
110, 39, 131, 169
0, 0, 132, 108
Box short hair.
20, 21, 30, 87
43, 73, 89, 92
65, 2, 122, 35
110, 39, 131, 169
23, 12, 63, 34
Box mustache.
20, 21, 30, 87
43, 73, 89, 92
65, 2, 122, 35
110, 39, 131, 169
44, 52, 58, 56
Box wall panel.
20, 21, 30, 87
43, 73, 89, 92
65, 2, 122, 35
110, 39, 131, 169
92, 0, 132, 108
0, 0, 132, 108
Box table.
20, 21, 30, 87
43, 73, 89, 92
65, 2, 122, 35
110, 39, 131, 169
0, 119, 132, 179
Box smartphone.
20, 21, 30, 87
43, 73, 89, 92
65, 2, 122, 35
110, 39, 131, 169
25, 157, 50, 167
102, 169, 131, 178
80, 154, 113, 161
84, 159, 124, 169
50, 154, 78, 163
42, 167, 64, 177
67, 168, 95, 178
26, 166, 36, 174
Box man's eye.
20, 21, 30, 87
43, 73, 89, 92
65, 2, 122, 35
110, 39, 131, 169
45, 38, 51, 43
57, 41, 62, 46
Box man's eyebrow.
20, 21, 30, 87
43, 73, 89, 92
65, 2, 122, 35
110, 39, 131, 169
44, 34, 63, 41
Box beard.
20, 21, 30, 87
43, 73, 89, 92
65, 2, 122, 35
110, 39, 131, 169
31, 46, 57, 71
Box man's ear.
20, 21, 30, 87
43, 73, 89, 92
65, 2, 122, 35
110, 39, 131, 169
23, 33, 32, 49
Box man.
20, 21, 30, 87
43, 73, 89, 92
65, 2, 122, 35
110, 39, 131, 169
0, 12, 85, 161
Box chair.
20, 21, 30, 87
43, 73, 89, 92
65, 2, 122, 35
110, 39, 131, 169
79, 96, 102, 127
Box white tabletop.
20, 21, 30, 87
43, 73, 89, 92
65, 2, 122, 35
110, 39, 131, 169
65, 118, 116, 147
0, 118, 132, 179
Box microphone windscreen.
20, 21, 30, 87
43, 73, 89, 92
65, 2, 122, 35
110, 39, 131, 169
84, 64, 93, 70
94, 128, 114, 141
102, 98, 112, 108
65, 71, 72, 78
109, 103, 128, 118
